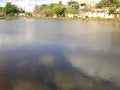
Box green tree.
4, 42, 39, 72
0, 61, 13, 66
96, 0, 120, 8
45, 8, 54, 17
67, 0, 79, 14
0, 7, 2, 12
49, 3, 58, 9
80, 7, 92, 12
34, 4, 55, 17
68, 0, 79, 9
53, 5, 66, 17
34, 5, 40, 14
0, 7, 2, 10
59, 1, 63, 5
0, 7, 4, 16
96, 2, 103, 8
109, 0, 120, 7
19, 8, 25, 13
39, 4, 48, 11
66, 6, 78, 14
3, 2, 19, 15
108, 7, 117, 17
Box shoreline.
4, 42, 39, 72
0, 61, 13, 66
26, 16, 120, 23
0, 16, 120, 23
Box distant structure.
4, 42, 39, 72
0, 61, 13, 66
79, 0, 96, 8
79, 0, 88, 7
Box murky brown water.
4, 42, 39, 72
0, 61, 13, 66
0, 19, 120, 90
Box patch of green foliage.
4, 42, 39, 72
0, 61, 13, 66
53, 5, 66, 16
108, 7, 117, 15
3, 2, 19, 15
96, 0, 120, 8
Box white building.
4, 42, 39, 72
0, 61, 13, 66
84, 12, 113, 19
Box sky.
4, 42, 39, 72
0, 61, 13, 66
0, 0, 100, 12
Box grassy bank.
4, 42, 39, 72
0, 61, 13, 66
1, 16, 120, 23
25, 16, 120, 23
0, 16, 21, 20
0, 17, 5, 19
85, 18, 120, 23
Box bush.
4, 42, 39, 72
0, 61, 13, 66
53, 5, 66, 17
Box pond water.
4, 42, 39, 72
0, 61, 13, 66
0, 19, 120, 90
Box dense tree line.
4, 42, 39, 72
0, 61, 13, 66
3, 2, 19, 15
0, 2, 25, 16
33, 0, 79, 17
96, 0, 120, 17
96, 0, 120, 8
0, 0, 120, 18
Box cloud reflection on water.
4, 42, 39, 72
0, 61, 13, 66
66, 52, 120, 85
0, 43, 119, 90
0, 19, 120, 90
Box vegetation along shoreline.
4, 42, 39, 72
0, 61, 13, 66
0, 0, 120, 23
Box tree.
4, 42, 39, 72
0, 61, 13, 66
67, 0, 79, 14
66, 6, 78, 14
34, 4, 55, 17
96, 2, 103, 8
96, 0, 120, 8
109, 0, 120, 7
0, 7, 2, 10
53, 5, 66, 17
59, 1, 63, 5
39, 4, 54, 17
80, 7, 92, 12
108, 7, 117, 17
19, 8, 25, 13
68, 0, 79, 9
96, 0, 120, 18
0, 7, 2, 13
34, 5, 40, 14
3, 2, 19, 15
0, 7, 4, 16
40, 4, 48, 11
49, 3, 57, 8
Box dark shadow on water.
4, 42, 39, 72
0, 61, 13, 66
0, 43, 119, 90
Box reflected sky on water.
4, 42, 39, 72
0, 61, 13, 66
0, 19, 120, 90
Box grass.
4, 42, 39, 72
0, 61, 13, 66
0, 17, 5, 19
1, 16, 120, 23
26, 16, 120, 23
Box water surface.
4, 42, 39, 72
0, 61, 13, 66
0, 19, 120, 90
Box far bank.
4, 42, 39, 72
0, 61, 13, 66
25, 16, 120, 23
0, 16, 120, 23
